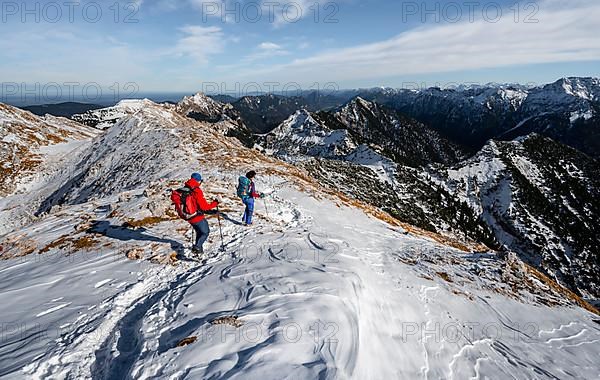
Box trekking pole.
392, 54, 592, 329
263, 198, 270, 220
216, 205, 225, 251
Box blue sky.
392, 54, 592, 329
1, 0, 599, 99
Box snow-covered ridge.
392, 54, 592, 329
72, 98, 154, 129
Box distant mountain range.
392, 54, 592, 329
19, 77, 599, 158
21, 102, 104, 118
356, 77, 600, 158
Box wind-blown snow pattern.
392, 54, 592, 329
0, 100, 599, 379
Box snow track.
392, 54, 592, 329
2, 184, 598, 379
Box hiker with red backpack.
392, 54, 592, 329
237, 170, 264, 226
171, 173, 220, 254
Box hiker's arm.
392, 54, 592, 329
250, 183, 260, 198
196, 191, 218, 211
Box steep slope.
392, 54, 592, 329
333, 97, 465, 166
0, 103, 100, 235
0, 103, 99, 195
259, 99, 599, 299
176, 92, 235, 122
502, 77, 600, 156
37, 100, 221, 212
439, 134, 600, 298
261, 98, 465, 167
0, 100, 599, 379
359, 86, 526, 151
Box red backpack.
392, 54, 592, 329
171, 186, 200, 220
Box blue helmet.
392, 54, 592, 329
191, 172, 203, 182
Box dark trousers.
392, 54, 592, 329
191, 219, 210, 250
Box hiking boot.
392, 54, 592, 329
192, 246, 204, 255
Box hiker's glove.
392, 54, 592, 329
259, 193, 265, 199
214, 196, 222, 204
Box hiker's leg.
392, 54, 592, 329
243, 198, 253, 224
194, 219, 210, 249
243, 198, 249, 223
246, 198, 255, 224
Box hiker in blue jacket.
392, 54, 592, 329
237, 170, 263, 226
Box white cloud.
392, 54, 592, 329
258, 42, 283, 51
230, 0, 600, 83
173, 25, 225, 64
244, 42, 289, 62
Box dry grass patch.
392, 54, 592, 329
149, 253, 179, 266
39, 235, 71, 253
176, 336, 197, 347
39, 234, 100, 255
72, 236, 99, 250
525, 265, 599, 316
436, 271, 453, 283
123, 216, 173, 228
0, 235, 37, 259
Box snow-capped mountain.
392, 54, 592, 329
72, 99, 155, 129
262, 98, 464, 167
1, 99, 599, 379
358, 86, 527, 151
0, 103, 99, 234
261, 110, 356, 159
37, 101, 204, 213
334, 97, 465, 166
231, 94, 324, 134
176, 92, 234, 122
500, 78, 600, 156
